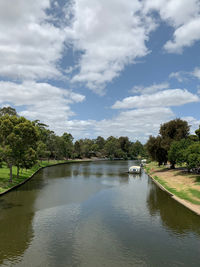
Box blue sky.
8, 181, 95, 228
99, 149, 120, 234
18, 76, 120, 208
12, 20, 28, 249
0, 0, 200, 142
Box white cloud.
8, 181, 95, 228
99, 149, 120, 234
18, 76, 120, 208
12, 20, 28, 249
169, 67, 200, 82
0, 0, 66, 80
144, 0, 199, 27
0, 0, 199, 143
0, 81, 85, 134
43, 107, 200, 142
131, 82, 169, 94
112, 89, 199, 109
143, 0, 200, 53
95, 107, 174, 141
65, 0, 156, 93
193, 67, 200, 79
169, 71, 188, 83
164, 17, 200, 53
1, 80, 198, 142
59, 107, 174, 142
182, 116, 200, 134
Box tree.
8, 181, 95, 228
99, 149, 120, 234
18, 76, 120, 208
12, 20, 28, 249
61, 133, 74, 159
129, 140, 145, 159
184, 143, 200, 171
159, 119, 190, 168
160, 119, 190, 151
95, 136, 105, 150
168, 139, 193, 168
0, 115, 38, 181
36, 141, 47, 163
12, 118, 38, 177
195, 126, 200, 141
188, 134, 199, 142
146, 136, 167, 166
90, 144, 99, 156
81, 139, 94, 158
33, 120, 49, 143
118, 137, 130, 154
104, 136, 120, 159
0, 106, 17, 117
74, 140, 82, 158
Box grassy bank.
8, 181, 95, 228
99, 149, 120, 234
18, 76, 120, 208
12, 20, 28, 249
145, 162, 200, 206
0, 160, 85, 194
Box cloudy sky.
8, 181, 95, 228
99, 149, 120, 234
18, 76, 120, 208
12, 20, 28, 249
0, 0, 200, 142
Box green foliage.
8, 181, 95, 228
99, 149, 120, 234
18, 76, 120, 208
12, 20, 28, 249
146, 136, 167, 166
36, 141, 47, 161
160, 118, 190, 151
184, 143, 200, 171
146, 119, 190, 168
0, 115, 38, 181
104, 136, 120, 158
0, 106, 17, 117
195, 126, 200, 141
168, 139, 193, 167
129, 140, 145, 159
118, 137, 130, 154
95, 136, 105, 150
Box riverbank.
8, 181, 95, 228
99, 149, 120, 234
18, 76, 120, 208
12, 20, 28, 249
0, 159, 92, 195
145, 162, 200, 216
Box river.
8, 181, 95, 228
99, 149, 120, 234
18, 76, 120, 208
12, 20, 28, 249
0, 161, 200, 266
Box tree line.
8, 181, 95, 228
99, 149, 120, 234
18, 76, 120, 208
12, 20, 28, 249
146, 118, 200, 172
0, 107, 146, 182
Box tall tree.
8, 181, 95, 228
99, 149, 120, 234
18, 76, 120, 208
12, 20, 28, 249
160, 119, 190, 168
0, 115, 38, 181
160, 119, 190, 151
118, 136, 130, 154
146, 136, 167, 166
168, 139, 193, 168
61, 133, 74, 159
129, 140, 145, 159
184, 143, 200, 171
95, 136, 105, 150
104, 136, 120, 159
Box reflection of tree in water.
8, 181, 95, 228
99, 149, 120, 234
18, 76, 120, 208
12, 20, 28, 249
146, 180, 200, 236
0, 186, 38, 265
43, 164, 72, 179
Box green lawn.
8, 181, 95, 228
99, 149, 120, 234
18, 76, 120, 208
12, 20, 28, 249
0, 160, 70, 194
145, 162, 200, 206
153, 175, 200, 205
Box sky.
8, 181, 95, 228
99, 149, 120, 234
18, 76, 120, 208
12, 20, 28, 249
0, 0, 200, 142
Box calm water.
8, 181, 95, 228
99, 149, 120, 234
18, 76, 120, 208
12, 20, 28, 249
0, 161, 200, 266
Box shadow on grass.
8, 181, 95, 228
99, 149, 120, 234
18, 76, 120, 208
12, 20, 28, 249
173, 169, 200, 182
152, 167, 171, 173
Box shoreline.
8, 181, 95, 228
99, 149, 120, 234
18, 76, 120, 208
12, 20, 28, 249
0, 159, 93, 197
145, 164, 200, 216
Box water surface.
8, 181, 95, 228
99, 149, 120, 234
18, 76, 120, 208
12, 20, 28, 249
0, 161, 200, 266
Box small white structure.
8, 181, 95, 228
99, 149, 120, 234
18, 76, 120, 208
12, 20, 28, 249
128, 165, 141, 174
141, 159, 147, 164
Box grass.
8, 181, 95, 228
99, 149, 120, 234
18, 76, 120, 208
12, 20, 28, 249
0, 160, 76, 194
153, 175, 200, 205
145, 162, 200, 206
189, 188, 200, 200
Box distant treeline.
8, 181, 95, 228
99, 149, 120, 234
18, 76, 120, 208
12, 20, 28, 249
0, 107, 146, 182
146, 118, 200, 172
